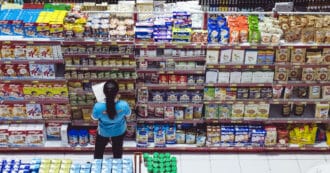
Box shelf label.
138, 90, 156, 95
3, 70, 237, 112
196, 71, 203, 74
219, 65, 225, 68
32, 81, 39, 83
3, 41, 11, 44
167, 71, 174, 74
250, 46, 257, 49
111, 42, 117, 45
29, 101, 36, 104
167, 59, 174, 62
288, 46, 293, 49
3, 80, 10, 83
234, 65, 241, 68
195, 45, 201, 49
169, 86, 177, 89
89, 55, 96, 58
212, 120, 218, 123
188, 86, 196, 89
266, 46, 273, 49
4, 61, 11, 64
287, 121, 293, 123
310, 46, 318, 49
81, 68, 89, 70
231, 84, 237, 87
262, 65, 269, 69
159, 44, 165, 48
177, 45, 183, 48
234, 46, 241, 49
208, 65, 215, 68
248, 65, 254, 69
257, 84, 265, 87
27, 41, 34, 44
141, 45, 147, 49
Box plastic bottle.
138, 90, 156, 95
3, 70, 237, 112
88, 129, 97, 145
68, 130, 79, 147
79, 129, 89, 146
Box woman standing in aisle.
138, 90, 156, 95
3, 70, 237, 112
92, 79, 131, 159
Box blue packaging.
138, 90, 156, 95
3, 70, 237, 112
0, 20, 13, 35
79, 129, 89, 146
250, 129, 266, 147
234, 125, 250, 146
165, 124, 176, 144
221, 125, 235, 147
154, 124, 166, 148
136, 125, 148, 147
68, 129, 79, 147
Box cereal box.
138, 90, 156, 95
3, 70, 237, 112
244, 50, 258, 64
41, 64, 55, 79
220, 125, 235, 147
56, 104, 71, 118
0, 124, 9, 147
231, 49, 245, 64
14, 45, 26, 59
219, 104, 232, 119
220, 49, 232, 64
29, 64, 43, 78
257, 103, 270, 119
205, 104, 219, 119
39, 46, 53, 59
315, 104, 329, 119
231, 104, 244, 118
244, 104, 257, 119
42, 104, 55, 118
265, 126, 277, 146
206, 50, 219, 64
302, 67, 315, 81
8, 124, 26, 147
291, 48, 306, 63
12, 104, 26, 120
16, 64, 29, 77
26, 124, 45, 147
26, 46, 40, 59
46, 122, 61, 140
8, 84, 24, 100
218, 72, 230, 83
26, 104, 42, 119
4, 64, 16, 77
235, 125, 249, 146
276, 48, 290, 62
1, 44, 14, 59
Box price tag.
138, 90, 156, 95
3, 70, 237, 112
195, 45, 201, 49
262, 65, 269, 69
219, 65, 226, 68
159, 44, 165, 48
81, 68, 89, 71
32, 81, 39, 84
3, 80, 10, 83
112, 68, 119, 71
29, 61, 35, 64
111, 42, 117, 45
257, 84, 265, 87
300, 147, 306, 150
142, 45, 147, 49
268, 147, 275, 150
231, 84, 237, 87
266, 46, 273, 49
248, 101, 255, 104
320, 148, 327, 150
89, 55, 96, 58
167, 59, 174, 62
196, 71, 203, 74
234, 65, 241, 68
248, 65, 254, 68
3, 41, 11, 44
212, 120, 218, 123
234, 46, 241, 49
176, 121, 182, 124
169, 86, 177, 89
71, 107, 78, 109
315, 121, 322, 124
82, 80, 90, 83
75, 148, 82, 151
208, 65, 215, 68
287, 121, 293, 123
29, 101, 36, 104
27, 41, 34, 44
177, 45, 183, 49
167, 71, 174, 74
96, 42, 102, 45
250, 46, 257, 49
188, 86, 196, 89
4, 61, 11, 64
310, 46, 318, 49
288, 46, 293, 49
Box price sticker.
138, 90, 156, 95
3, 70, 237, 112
29, 101, 36, 104
177, 45, 183, 49
257, 84, 265, 87
287, 121, 293, 123
219, 65, 226, 68
208, 65, 215, 68
169, 86, 177, 90
196, 71, 203, 74
248, 65, 254, 69
167, 59, 174, 62
262, 65, 269, 69
310, 46, 318, 49
89, 55, 96, 58
234, 65, 241, 68
250, 46, 257, 49
82, 80, 90, 83
96, 42, 102, 45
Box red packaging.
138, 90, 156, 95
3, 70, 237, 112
56, 104, 71, 118
168, 75, 178, 84
4, 64, 16, 77
0, 84, 7, 99
14, 45, 26, 59
178, 75, 187, 84
42, 104, 56, 119
8, 84, 24, 99
0, 64, 3, 76
159, 75, 168, 84
1, 44, 14, 59
16, 64, 30, 77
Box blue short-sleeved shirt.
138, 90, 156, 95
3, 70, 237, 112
92, 100, 131, 137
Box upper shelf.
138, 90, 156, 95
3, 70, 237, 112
0, 59, 64, 64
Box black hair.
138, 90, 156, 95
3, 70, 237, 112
103, 80, 119, 119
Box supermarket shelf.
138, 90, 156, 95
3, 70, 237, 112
0, 98, 69, 104
206, 64, 275, 69
67, 78, 136, 82
136, 56, 206, 62
71, 120, 98, 126
69, 90, 136, 96
206, 43, 330, 49
0, 118, 71, 124
135, 42, 207, 49
137, 102, 203, 107
70, 105, 93, 110
0, 78, 67, 83
63, 54, 134, 59
0, 59, 64, 64
136, 118, 204, 124
1, 145, 329, 153
137, 69, 205, 74
205, 83, 273, 87
0, 40, 60, 45
274, 81, 330, 87
65, 65, 136, 71
62, 40, 134, 45
204, 99, 329, 104
137, 84, 204, 90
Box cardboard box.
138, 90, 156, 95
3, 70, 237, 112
230, 72, 241, 83
206, 50, 219, 64
61, 124, 68, 146
218, 72, 230, 83
205, 70, 218, 83
26, 124, 45, 147
244, 104, 257, 118
0, 124, 9, 147
276, 48, 290, 62
244, 50, 258, 64
8, 124, 26, 147
315, 104, 329, 119
220, 49, 232, 64
241, 71, 253, 83
231, 49, 245, 64
291, 48, 306, 63
46, 122, 61, 140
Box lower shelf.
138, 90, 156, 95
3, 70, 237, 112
1, 141, 329, 153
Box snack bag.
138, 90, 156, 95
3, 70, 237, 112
165, 124, 176, 144
136, 125, 148, 147
154, 124, 166, 147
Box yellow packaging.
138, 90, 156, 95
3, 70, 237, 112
326, 130, 330, 146
257, 104, 270, 119
244, 104, 257, 118
315, 104, 329, 118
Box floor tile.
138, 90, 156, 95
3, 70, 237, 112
210, 153, 239, 160
298, 160, 327, 173
211, 159, 241, 173
240, 159, 270, 173
181, 153, 210, 160
295, 154, 327, 160
238, 153, 269, 160
267, 153, 297, 160
269, 160, 301, 173
181, 160, 211, 173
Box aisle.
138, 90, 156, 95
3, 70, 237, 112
1, 152, 330, 173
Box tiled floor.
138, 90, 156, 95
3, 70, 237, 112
1, 153, 330, 173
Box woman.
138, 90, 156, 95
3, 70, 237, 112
92, 80, 131, 159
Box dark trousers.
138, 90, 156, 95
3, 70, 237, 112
94, 132, 126, 159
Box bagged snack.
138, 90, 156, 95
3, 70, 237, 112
136, 125, 148, 147
154, 124, 166, 147
185, 128, 196, 144
165, 124, 176, 144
